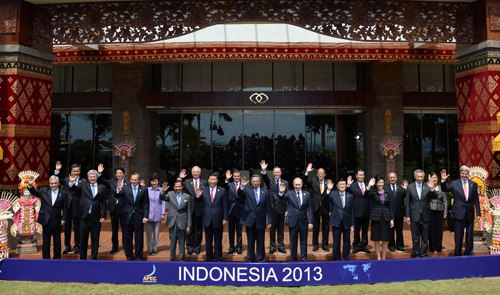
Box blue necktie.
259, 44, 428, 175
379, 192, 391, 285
133, 186, 137, 202
177, 193, 182, 207
254, 189, 259, 204
91, 184, 96, 198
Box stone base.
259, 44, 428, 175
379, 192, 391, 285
0, 249, 9, 258
473, 233, 489, 252
15, 239, 38, 255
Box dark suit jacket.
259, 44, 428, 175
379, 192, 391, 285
323, 190, 355, 229
369, 190, 394, 222
183, 178, 207, 217
384, 183, 406, 218
279, 190, 314, 229
302, 174, 329, 214
261, 172, 288, 214
441, 179, 480, 221
117, 184, 150, 225
200, 185, 228, 228
59, 175, 85, 215
161, 191, 193, 230
221, 180, 244, 218
405, 182, 436, 222
70, 180, 107, 220
97, 176, 129, 215
348, 181, 371, 218
28, 186, 66, 227
237, 185, 273, 230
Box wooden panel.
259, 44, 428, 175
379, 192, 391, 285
403, 92, 456, 108
0, 1, 33, 46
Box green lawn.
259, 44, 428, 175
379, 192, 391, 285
0, 277, 499, 295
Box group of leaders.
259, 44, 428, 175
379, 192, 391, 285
29, 160, 480, 262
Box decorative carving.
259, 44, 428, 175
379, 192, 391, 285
490, 7, 500, 31
0, 8, 17, 34
33, 1, 475, 45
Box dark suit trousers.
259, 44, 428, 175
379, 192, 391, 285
187, 215, 203, 252
429, 210, 444, 252
79, 215, 101, 260
270, 211, 285, 249
246, 224, 266, 262
289, 225, 308, 262
110, 209, 124, 251
353, 216, 369, 249
312, 210, 330, 247
332, 223, 351, 261
228, 214, 242, 250
205, 222, 223, 261
389, 216, 404, 250
42, 223, 62, 259
124, 215, 145, 260
169, 225, 187, 261
410, 214, 429, 257
64, 200, 80, 248
453, 217, 474, 256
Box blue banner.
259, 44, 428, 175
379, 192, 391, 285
1, 256, 499, 286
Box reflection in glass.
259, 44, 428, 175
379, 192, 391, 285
304, 62, 333, 91
212, 112, 243, 172
243, 110, 274, 173
157, 114, 181, 182
422, 114, 447, 174
183, 63, 211, 91
274, 62, 303, 91
213, 62, 242, 91
275, 111, 305, 180
306, 114, 336, 179
336, 114, 363, 178
73, 65, 97, 92
403, 113, 423, 180
181, 113, 212, 171
242, 62, 272, 91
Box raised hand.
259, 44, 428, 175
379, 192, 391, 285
427, 174, 435, 189
179, 169, 187, 179
55, 160, 62, 171
117, 179, 124, 191
279, 182, 287, 193
225, 169, 232, 180
306, 163, 314, 173
326, 179, 334, 191
440, 169, 449, 182
390, 220, 394, 228
260, 160, 268, 171
161, 182, 169, 192
69, 175, 77, 183
347, 175, 353, 186
402, 180, 409, 190
196, 188, 203, 198
368, 177, 376, 189
241, 176, 248, 187
97, 163, 104, 174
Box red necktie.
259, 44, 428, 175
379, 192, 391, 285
463, 181, 468, 201
235, 182, 238, 193
360, 183, 365, 194
210, 188, 215, 203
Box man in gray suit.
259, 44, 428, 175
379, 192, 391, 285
161, 179, 193, 261
405, 169, 437, 258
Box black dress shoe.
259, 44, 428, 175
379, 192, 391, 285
322, 245, 329, 251
236, 248, 242, 255
227, 248, 235, 255
63, 246, 71, 254
109, 250, 117, 255
312, 245, 319, 252
353, 248, 360, 254
73, 247, 80, 254
389, 247, 395, 252
278, 247, 286, 254
269, 248, 276, 254
362, 247, 371, 254
397, 247, 405, 252
195, 249, 201, 255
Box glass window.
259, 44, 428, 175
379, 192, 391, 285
420, 64, 444, 92
422, 114, 448, 174
183, 63, 211, 91
52, 66, 72, 93
212, 111, 243, 171
403, 63, 419, 92
181, 113, 212, 171
97, 64, 112, 92
403, 113, 423, 179
274, 62, 303, 91
275, 111, 306, 180
336, 112, 364, 178
243, 110, 274, 172
161, 63, 182, 92
304, 62, 333, 91
444, 65, 455, 92
156, 113, 181, 182
242, 62, 272, 91
334, 63, 357, 91
73, 65, 97, 92
213, 62, 242, 91
305, 113, 337, 179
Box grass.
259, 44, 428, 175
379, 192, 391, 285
0, 277, 499, 295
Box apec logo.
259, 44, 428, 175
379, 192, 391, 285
143, 264, 158, 283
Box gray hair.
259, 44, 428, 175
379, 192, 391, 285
191, 166, 201, 173
87, 169, 98, 177
459, 165, 470, 174
413, 169, 425, 179
49, 175, 60, 183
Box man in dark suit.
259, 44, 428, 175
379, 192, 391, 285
441, 166, 481, 256
161, 179, 192, 261
260, 160, 288, 254
198, 172, 228, 262
278, 177, 314, 262
303, 163, 330, 252
223, 169, 244, 255
28, 175, 66, 259
116, 172, 149, 260
405, 169, 437, 258
55, 161, 83, 255
238, 174, 273, 262
347, 169, 373, 254
323, 178, 355, 261
385, 172, 407, 252
179, 166, 207, 255
69, 169, 106, 260
97, 164, 128, 254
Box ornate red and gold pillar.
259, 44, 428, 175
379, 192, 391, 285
0, 1, 54, 189
455, 0, 500, 186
